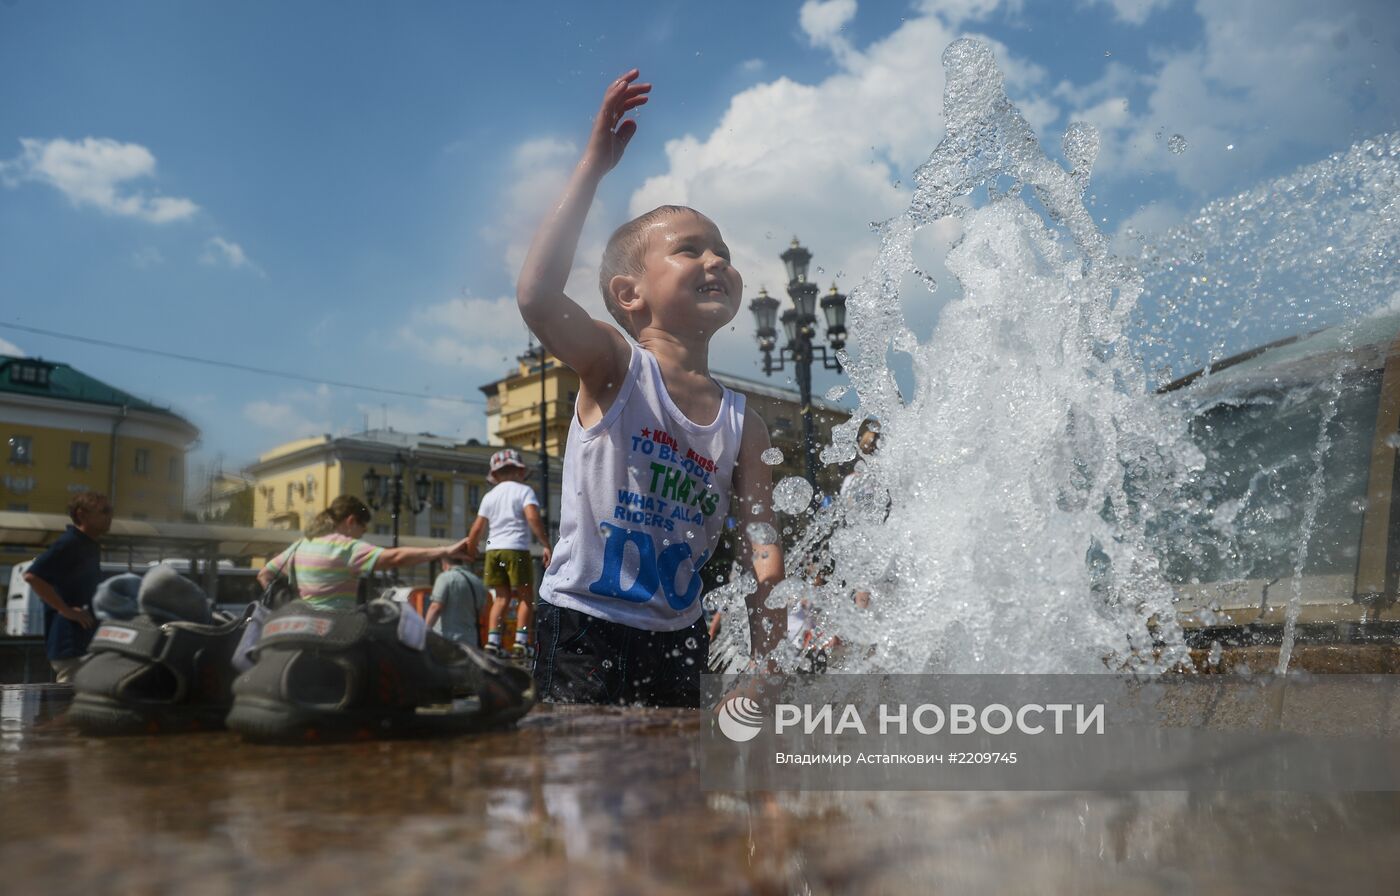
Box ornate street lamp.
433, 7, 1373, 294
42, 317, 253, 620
749, 237, 848, 488
518, 336, 551, 533
363, 450, 430, 566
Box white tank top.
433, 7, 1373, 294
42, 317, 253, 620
540, 344, 746, 631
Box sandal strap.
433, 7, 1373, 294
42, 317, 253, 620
257, 605, 369, 650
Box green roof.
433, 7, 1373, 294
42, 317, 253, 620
0, 354, 179, 417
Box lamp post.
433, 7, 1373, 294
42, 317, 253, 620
362, 451, 430, 572
519, 337, 551, 533
749, 237, 847, 488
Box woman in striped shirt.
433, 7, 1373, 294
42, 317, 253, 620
257, 495, 470, 610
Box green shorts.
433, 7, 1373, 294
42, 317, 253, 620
483, 549, 534, 589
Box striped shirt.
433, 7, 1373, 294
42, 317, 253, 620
264, 534, 384, 609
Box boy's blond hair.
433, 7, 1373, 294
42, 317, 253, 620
597, 204, 701, 336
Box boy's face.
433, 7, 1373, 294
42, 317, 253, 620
628, 210, 743, 336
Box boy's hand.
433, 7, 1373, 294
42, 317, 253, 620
584, 69, 651, 174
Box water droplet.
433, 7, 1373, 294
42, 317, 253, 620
825, 385, 848, 400
746, 521, 778, 545
1225, 143, 1235, 151
772, 476, 815, 514
761, 447, 784, 465
1385, 433, 1400, 448
1168, 134, 1187, 154
684, 637, 698, 649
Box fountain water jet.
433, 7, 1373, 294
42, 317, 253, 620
708, 41, 1400, 678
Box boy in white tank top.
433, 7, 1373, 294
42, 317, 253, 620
516, 69, 785, 706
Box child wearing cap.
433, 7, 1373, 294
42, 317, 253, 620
465, 448, 553, 658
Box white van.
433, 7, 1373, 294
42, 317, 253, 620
5, 560, 261, 636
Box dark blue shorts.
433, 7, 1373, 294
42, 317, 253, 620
533, 601, 708, 708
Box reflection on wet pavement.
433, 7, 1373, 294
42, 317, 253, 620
2, 684, 1397, 894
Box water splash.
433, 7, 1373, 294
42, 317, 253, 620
712, 41, 1400, 677
1137, 134, 1400, 382
764, 39, 1196, 674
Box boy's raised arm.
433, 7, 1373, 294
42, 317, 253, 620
516, 70, 650, 394
732, 406, 786, 661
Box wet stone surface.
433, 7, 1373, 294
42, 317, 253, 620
3, 685, 1399, 894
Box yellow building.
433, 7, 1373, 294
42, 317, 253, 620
480, 350, 853, 495
245, 428, 562, 549
1, 354, 199, 570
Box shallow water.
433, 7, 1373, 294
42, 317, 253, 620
3, 686, 1397, 895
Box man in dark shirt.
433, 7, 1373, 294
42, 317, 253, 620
23, 492, 112, 683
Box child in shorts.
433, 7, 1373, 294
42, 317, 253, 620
465, 448, 553, 658
514, 69, 785, 706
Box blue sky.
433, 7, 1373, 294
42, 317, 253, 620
2, 0, 1397, 482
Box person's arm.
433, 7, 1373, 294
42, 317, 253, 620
256, 543, 295, 589
23, 572, 95, 630
424, 599, 444, 629
516, 71, 645, 409
523, 503, 552, 568
731, 407, 785, 660
464, 516, 487, 563
377, 536, 472, 570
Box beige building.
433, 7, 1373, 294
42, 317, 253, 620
245, 428, 561, 542
480, 350, 852, 495
2, 354, 199, 572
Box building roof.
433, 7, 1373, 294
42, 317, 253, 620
1162, 309, 1400, 397
713, 370, 848, 415
249, 428, 497, 473
0, 354, 184, 418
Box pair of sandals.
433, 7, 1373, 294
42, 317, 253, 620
69, 574, 534, 742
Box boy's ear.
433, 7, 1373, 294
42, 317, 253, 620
609, 274, 643, 314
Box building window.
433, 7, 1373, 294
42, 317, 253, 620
432, 479, 446, 509
70, 441, 91, 470
134, 448, 150, 475
430, 526, 448, 539
9, 435, 33, 465
374, 524, 389, 536
6, 503, 28, 512
8, 361, 51, 387
168, 457, 180, 483
286, 483, 295, 507
468, 484, 481, 510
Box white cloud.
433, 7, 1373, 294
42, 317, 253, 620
1065, 0, 1400, 196
739, 59, 766, 74
200, 236, 263, 275
395, 293, 531, 376
0, 336, 25, 357
495, 137, 581, 279
242, 399, 331, 437
800, 0, 858, 61
0, 137, 199, 223
241, 384, 335, 439
1091, 0, 1173, 25
913, 0, 1021, 24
